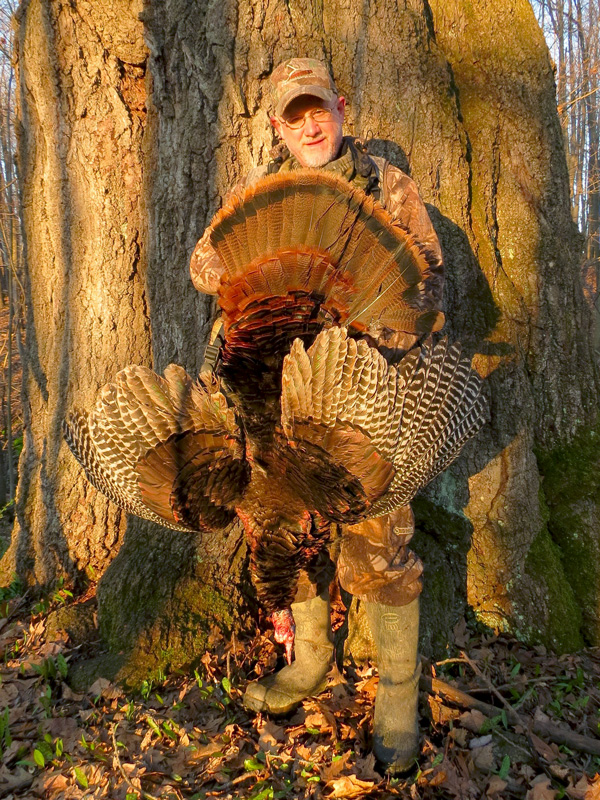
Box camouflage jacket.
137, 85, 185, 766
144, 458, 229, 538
190, 137, 444, 352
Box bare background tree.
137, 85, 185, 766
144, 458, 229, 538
0, 0, 21, 514
532, 0, 600, 349
0, 0, 598, 685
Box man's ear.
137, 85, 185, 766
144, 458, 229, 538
270, 115, 283, 138
336, 96, 346, 121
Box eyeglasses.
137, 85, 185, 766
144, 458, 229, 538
280, 107, 336, 130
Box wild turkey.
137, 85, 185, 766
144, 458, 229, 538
64, 170, 486, 662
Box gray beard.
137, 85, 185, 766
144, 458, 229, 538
297, 133, 343, 168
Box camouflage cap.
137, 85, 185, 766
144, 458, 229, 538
270, 58, 338, 117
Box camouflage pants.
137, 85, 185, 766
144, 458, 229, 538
295, 505, 423, 607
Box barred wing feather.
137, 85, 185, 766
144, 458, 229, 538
63, 365, 249, 531
279, 328, 485, 522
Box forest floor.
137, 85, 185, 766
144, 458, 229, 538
0, 586, 599, 800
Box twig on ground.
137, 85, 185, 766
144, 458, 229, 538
468, 677, 551, 694
423, 673, 522, 723
421, 674, 600, 757
459, 650, 526, 725
435, 657, 470, 667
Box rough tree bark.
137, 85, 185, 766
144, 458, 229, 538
3, 0, 598, 683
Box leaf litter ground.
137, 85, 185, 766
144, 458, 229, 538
0, 591, 599, 800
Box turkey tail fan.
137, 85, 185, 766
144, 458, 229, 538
207, 170, 445, 416
63, 365, 250, 532
279, 328, 485, 523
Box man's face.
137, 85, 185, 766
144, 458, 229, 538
271, 94, 346, 168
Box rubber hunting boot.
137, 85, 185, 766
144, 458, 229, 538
364, 597, 421, 773
244, 591, 334, 715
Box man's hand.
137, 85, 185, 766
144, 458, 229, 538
190, 229, 225, 295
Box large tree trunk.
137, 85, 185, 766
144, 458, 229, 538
4, 0, 599, 682
7, 0, 149, 584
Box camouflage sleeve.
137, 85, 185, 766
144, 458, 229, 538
382, 163, 444, 312
337, 506, 423, 605
190, 229, 224, 295
190, 167, 269, 295
372, 163, 445, 356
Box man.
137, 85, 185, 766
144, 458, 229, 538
190, 58, 444, 774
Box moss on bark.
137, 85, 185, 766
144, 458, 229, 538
535, 419, 600, 645
519, 526, 583, 651
88, 519, 252, 689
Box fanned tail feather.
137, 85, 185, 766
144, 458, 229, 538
207, 171, 444, 415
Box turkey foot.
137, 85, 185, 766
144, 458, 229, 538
271, 608, 296, 665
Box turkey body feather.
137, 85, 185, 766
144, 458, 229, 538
64, 170, 485, 653
210, 170, 444, 428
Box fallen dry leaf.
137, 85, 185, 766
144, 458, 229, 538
586, 774, 600, 800
304, 702, 338, 739
258, 718, 285, 752
355, 675, 378, 699
327, 774, 376, 798
0, 765, 34, 793
39, 640, 64, 658
0, 574, 599, 800
470, 742, 495, 771
30, 769, 70, 797
549, 763, 570, 780
141, 747, 167, 769
565, 777, 589, 800
43, 715, 84, 748
459, 709, 487, 733
331, 680, 351, 701
186, 740, 224, 763
429, 695, 462, 725
61, 684, 84, 701
0, 683, 18, 705
1, 738, 24, 765
296, 742, 317, 761
428, 770, 448, 787
320, 749, 353, 782
534, 707, 553, 725
352, 752, 382, 781
448, 727, 469, 747
526, 775, 557, 800
486, 775, 508, 796
453, 618, 470, 647
305, 709, 329, 729
530, 731, 560, 763
87, 676, 122, 699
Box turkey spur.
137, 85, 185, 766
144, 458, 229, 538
64, 171, 486, 662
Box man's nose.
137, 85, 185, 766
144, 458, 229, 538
303, 115, 321, 136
